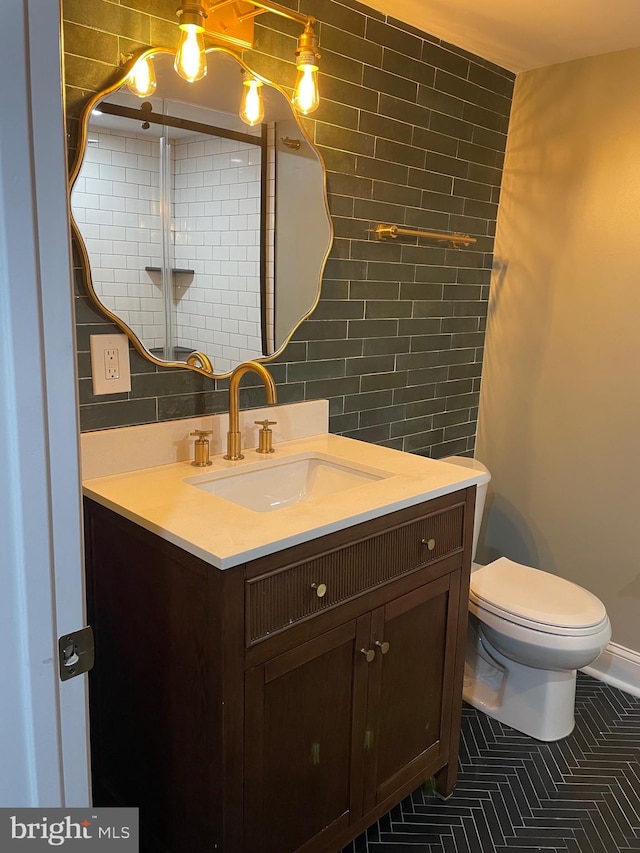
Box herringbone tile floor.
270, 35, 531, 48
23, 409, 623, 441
343, 674, 640, 852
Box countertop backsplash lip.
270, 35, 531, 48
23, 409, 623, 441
80, 399, 329, 480
82, 431, 484, 570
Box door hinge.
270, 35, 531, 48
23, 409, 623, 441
58, 626, 94, 681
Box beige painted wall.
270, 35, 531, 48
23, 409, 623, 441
476, 47, 640, 653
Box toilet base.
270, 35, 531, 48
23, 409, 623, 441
463, 620, 576, 741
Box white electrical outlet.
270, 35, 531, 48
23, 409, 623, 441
90, 334, 132, 395
104, 348, 120, 380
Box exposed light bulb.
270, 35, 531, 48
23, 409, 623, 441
126, 56, 157, 98
292, 21, 320, 115
292, 61, 319, 115
174, 24, 207, 82
239, 74, 264, 127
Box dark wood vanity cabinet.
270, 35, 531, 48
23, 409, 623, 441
84, 486, 475, 853
244, 575, 461, 853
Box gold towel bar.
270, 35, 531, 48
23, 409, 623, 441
374, 223, 476, 248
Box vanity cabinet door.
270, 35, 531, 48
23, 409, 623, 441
244, 618, 371, 853
363, 572, 462, 812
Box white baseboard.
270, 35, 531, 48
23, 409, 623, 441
581, 642, 640, 698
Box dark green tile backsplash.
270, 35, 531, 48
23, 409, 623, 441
64, 0, 514, 457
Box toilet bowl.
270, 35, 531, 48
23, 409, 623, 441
443, 456, 611, 741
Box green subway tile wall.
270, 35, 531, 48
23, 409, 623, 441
64, 0, 514, 457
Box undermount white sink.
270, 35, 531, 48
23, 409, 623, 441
185, 452, 391, 512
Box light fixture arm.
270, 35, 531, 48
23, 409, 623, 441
208, 0, 314, 28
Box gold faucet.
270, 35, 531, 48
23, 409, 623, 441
225, 361, 277, 460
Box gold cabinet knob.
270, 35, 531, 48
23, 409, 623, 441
375, 640, 390, 655
311, 582, 327, 598
422, 538, 436, 551
360, 648, 375, 663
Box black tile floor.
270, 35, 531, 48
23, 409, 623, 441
342, 673, 640, 852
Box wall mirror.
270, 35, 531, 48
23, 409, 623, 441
70, 48, 333, 377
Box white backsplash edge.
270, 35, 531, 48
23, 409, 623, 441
81, 399, 329, 480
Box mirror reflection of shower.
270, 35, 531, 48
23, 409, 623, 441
70, 50, 332, 378
74, 103, 272, 374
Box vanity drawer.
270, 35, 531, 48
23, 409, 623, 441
246, 502, 465, 644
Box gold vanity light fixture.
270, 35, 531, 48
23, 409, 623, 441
239, 70, 264, 126
171, 0, 321, 116
124, 3, 322, 117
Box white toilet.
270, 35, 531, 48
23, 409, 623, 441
444, 456, 611, 742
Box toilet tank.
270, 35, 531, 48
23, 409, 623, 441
441, 456, 491, 562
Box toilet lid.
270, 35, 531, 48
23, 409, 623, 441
470, 557, 607, 630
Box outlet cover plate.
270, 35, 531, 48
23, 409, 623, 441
90, 333, 131, 395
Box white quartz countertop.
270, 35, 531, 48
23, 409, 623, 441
82, 433, 483, 569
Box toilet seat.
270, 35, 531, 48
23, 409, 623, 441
470, 557, 608, 636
